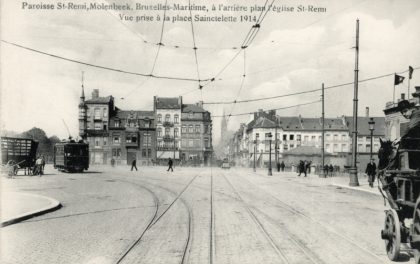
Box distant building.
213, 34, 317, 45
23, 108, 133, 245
79, 89, 213, 166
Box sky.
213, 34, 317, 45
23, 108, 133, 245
1, 0, 420, 143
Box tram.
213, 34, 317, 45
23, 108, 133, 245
54, 140, 89, 172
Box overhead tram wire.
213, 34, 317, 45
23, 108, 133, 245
203, 66, 420, 105
150, 0, 169, 75
212, 100, 320, 118
0, 40, 211, 83
201, 0, 275, 91
224, 0, 274, 121
187, 0, 203, 98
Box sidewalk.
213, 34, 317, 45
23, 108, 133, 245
1, 176, 61, 227
253, 169, 381, 196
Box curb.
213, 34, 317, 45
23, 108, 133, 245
331, 183, 382, 196
1, 193, 62, 227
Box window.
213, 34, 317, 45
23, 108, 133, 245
296, 135, 301, 141
304, 136, 309, 141
188, 139, 194, 147
165, 114, 170, 122
333, 144, 338, 152
188, 125, 193, 133
326, 144, 330, 151
103, 108, 108, 117
366, 144, 371, 152
289, 135, 294, 140
182, 125, 187, 133
342, 144, 347, 152
204, 125, 209, 134
311, 135, 316, 140
326, 134, 331, 140
283, 144, 288, 151
165, 127, 170, 136
290, 144, 294, 149
195, 125, 200, 133
103, 124, 107, 130
205, 139, 209, 148
194, 139, 200, 148
157, 128, 162, 137
182, 139, 187, 147
103, 137, 107, 146
87, 109, 91, 117
255, 133, 259, 140
94, 123, 102, 130
283, 135, 287, 140
342, 135, 347, 140
143, 133, 151, 146
115, 121, 120, 128
113, 136, 120, 144
174, 128, 179, 138
157, 114, 162, 123
126, 136, 137, 143
144, 120, 150, 128
334, 134, 338, 141
174, 114, 179, 124
94, 108, 101, 119
158, 140, 163, 147
95, 137, 100, 147
112, 149, 121, 157
189, 112, 193, 118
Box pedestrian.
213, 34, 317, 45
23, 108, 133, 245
41, 155, 46, 175
329, 164, 334, 177
302, 161, 308, 177
365, 159, 377, 188
35, 156, 43, 176
324, 164, 329, 176
111, 158, 115, 167
277, 161, 281, 172
131, 159, 138, 171
298, 160, 304, 176
280, 161, 285, 172
167, 158, 174, 172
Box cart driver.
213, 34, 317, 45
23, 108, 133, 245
398, 100, 420, 149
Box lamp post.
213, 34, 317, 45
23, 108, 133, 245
268, 132, 273, 176
253, 133, 259, 172
368, 117, 375, 160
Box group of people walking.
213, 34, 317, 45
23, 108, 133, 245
130, 158, 174, 172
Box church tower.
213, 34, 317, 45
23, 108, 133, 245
221, 108, 228, 137
78, 72, 87, 139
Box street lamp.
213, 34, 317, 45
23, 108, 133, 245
253, 133, 259, 172
267, 132, 273, 176
368, 117, 375, 160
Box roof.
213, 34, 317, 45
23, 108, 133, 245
344, 116, 386, 136
115, 110, 154, 119
182, 104, 207, 113
155, 97, 181, 109
85, 96, 113, 104
278, 117, 347, 131
283, 146, 333, 156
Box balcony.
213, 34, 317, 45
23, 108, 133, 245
163, 135, 174, 141
157, 146, 179, 151
163, 121, 174, 127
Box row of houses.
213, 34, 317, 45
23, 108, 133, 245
226, 109, 385, 170
78, 88, 213, 166
226, 87, 420, 172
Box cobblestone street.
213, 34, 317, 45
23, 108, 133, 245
1, 165, 409, 264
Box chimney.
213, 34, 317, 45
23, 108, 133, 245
197, 101, 203, 107
92, 89, 99, 99
413, 86, 420, 98
178, 96, 182, 106
365, 107, 369, 117
401, 93, 406, 100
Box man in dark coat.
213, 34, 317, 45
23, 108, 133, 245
280, 161, 285, 171
131, 159, 138, 171
365, 159, 377, 187
167, 158, 174, 172
399, 100, 420, 149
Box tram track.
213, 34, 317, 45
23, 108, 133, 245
232, 170, 386, 263
113, 173, 200, 264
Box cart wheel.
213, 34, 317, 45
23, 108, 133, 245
384, 209, 401, 261
412, 198, 420, 263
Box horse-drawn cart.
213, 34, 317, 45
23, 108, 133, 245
379, 138, 420, 262
1, 137, 38, 176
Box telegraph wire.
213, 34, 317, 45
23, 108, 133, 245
203, 66, 420, 105
212, 100, 321, 118
0, 39, 212, 82
150, 0, 169, 75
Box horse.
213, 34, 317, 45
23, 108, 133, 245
378, 138, 399, 170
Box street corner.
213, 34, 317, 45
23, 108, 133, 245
1, 191, 62, 227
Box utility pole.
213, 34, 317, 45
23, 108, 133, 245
349, 19, 360, 187
319, 83, 326, 178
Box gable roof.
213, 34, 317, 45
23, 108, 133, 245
85, 96, 113, 104
344, 116, 385, 136
155, 98, 181, 109
182, 104, 207, 113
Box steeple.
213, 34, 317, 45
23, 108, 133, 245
80, 71, 85, 102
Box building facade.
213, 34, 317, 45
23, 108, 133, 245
79, 89, 213, 166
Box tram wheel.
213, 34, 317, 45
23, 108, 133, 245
384, 209, 401, 261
